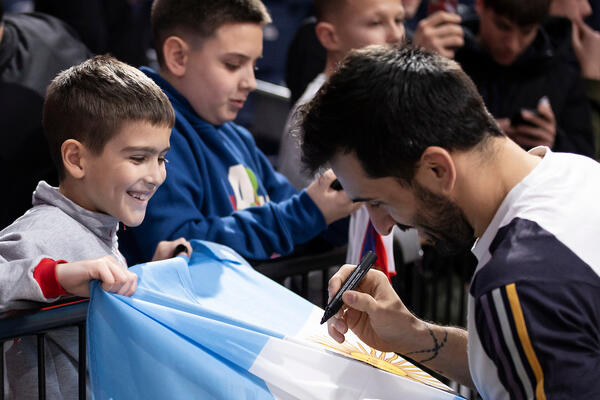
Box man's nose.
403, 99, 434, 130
367, 205, 395, 236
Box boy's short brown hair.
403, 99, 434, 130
42, 55, 175, 180
151, 0, 271, 67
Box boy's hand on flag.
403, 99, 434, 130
56, 255, 137, 297
152, 237, 192, 261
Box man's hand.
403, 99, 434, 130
327, 265, 418, 353
306, 169, 361, 225
56, 255, 137, 298
151, 237, 192, 261
413, 11, 464, 59
327, 264, 473, 386
509, 97, 557, 148
572, 19, 600, 80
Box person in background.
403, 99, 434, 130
279, 0, 406, 277
0, 3, 90, 230
550, 0, 600, 159
285, 0, 465, 108
119, 0, 358, 266
34, 0, 152, 67
454, 0, 594, 156
409, 0, 465, 59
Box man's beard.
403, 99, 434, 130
412, 182, 475, 256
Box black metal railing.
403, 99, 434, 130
0, 299, 88, 400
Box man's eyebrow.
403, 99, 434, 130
396, 223, 412, 231
352, 197, 375, 203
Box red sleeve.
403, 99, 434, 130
33, 258, 69, 298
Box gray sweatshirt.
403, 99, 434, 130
0, 181, 128, 399
0, 181, 126, 312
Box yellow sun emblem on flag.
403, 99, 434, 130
309, 335, 452, 392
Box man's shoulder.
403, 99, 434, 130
471, 216, 600, 298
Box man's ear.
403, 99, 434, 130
162, 36, 190, 77
414, 146, 456, 196
315, 21, 340, 51
61, 139, 87, 179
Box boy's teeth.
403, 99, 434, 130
129, 192, 148, 200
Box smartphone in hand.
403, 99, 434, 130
428, 0, 458, 14
510, 109, 540, 127
510, 97, 549, 127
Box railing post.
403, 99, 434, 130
301, 272, 309, 299
1, 340, 4, 400
78, 323, 86, 400
37, 334, 46, 400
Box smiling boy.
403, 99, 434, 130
0, 55, 190, 399
119, 0, 358, 265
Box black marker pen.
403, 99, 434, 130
320, 250, 377, 325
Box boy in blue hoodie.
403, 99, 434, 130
120, 0, 358, 265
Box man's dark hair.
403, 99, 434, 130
483, 0, 550, 26
43, 55, 175, 181
151, 0, 271, 66
0, 2, 4, 23
300, 45, 504, 184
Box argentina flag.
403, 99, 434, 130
87, 240, 462, 399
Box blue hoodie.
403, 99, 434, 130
119, 67, 329, 264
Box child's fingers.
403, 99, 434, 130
127, 272, 138, 296
99, 258, 129, 293
97, 263, 117, 292
171, 237, 192, 257
319, 169, 337, 187
116, 271, 138, 296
